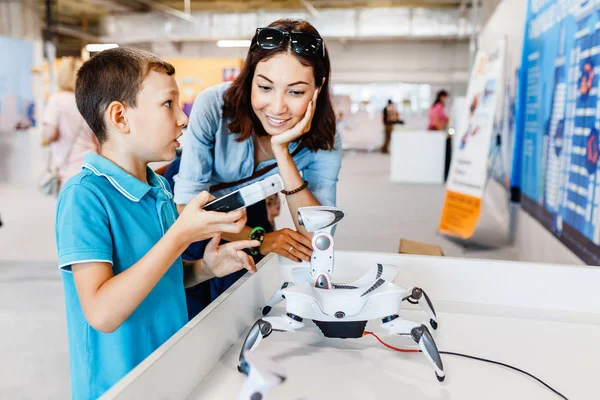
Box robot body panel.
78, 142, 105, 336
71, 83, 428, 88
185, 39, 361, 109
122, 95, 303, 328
283, 282, 403, 321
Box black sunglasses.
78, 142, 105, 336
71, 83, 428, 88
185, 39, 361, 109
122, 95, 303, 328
252, 27, 325, 59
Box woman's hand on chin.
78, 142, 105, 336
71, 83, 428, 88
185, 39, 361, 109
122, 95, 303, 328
259, 228, 313, 263
271, 88, 319, 151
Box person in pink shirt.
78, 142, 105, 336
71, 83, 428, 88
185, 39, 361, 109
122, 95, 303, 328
42, 57, 99, 189
428, 90, 451, 181
428, 90, 449, 131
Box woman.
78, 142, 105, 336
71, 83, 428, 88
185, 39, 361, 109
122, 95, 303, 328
428, 90, 451, 181
428, 90, 449, 131
173, 19, 341, 315
42, 57, 99, 188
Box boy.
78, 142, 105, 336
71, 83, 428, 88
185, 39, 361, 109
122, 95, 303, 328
56, 47, 259, 399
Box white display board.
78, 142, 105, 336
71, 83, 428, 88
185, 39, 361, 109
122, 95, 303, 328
390, 129, 447, 184
447, 40, 506, 199
478, 0, 527, 184
439, 40, 508, 240
102, 252, 600, 400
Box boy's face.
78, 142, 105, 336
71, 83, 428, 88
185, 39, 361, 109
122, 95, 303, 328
126, 70, 188, 162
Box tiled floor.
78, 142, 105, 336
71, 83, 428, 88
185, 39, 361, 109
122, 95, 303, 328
0, 128, 520, 398
0, 261, 69, 399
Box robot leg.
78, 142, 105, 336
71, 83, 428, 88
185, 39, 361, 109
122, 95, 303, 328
403, 287, 438, 330
238, 351, 287, 400
381, 315, 445, 382
262, 282, 293, 316
238, 315, 305, 372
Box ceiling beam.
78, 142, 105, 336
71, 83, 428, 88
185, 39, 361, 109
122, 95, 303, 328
299, 0, 319, 17
53, 24, 100, 42
86, 0, 138, 13
155, 0, 462, 12
56, 0, 109, 16
135, 0, 194, 21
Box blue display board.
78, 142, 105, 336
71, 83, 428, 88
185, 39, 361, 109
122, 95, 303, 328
517, 0, 600, 264
0, 36, 34, 132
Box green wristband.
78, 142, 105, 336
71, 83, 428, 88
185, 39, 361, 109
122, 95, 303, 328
248, 226, 266, 256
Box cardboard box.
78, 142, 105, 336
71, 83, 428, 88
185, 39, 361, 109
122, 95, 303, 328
399, 239, 444, 256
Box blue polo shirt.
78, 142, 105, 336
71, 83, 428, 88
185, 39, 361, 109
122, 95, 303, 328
56, 154, 188, 399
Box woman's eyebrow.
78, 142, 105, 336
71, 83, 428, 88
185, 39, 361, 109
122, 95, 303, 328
256, 75, 309, 86
257, 74, 273, 83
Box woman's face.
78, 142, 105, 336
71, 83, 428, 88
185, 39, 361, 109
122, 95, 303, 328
251, 52, 316, 136
440, 95, 448, 105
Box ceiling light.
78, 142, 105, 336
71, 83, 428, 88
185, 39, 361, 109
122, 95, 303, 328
85, 44, 119, 52
217, 40, 251, 48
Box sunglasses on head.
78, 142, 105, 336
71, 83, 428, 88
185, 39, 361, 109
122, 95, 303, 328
252, 27, 325, 59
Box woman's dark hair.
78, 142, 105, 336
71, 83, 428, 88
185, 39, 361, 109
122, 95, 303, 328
222, 19, 335, 151
432, 90, 449, 107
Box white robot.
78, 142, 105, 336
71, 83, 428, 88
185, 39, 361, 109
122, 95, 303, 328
237, 206, 445, 383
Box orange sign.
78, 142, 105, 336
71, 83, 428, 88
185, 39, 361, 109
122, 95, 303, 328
438, 190, 482, 239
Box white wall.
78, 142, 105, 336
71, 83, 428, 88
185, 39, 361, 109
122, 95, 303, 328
151, 38, 470, 86
478, 0, 527, 114
479, 0, 526, 53
327, 39, 470, 84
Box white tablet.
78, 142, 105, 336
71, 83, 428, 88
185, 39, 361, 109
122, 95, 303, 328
203, 174, 284, 212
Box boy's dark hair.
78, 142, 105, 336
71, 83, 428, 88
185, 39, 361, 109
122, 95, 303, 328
222, 19, 336, 152
75, 47, 175, 143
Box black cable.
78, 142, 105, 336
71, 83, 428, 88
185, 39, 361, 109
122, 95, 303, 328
439, 350, 568, 400
367, 331, 568, 399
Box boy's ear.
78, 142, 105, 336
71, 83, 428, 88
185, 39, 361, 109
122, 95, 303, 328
106, 101, 130, 134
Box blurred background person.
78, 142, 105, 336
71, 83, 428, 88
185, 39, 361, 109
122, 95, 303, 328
428, 90, 451, 181
428, 90, 449, 131
41, 57, 99, 190
381, 99, 403, 153
266, 194, 281, 229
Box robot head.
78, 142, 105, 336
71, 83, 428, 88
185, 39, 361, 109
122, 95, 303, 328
297, 206, 345, 235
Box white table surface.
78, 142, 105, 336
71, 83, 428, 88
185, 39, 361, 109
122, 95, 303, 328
191, 307, 597, 400
103, 252, 600, 400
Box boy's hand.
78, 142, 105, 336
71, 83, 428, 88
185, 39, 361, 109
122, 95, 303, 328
203, 235, 259, 277
175, 191, 247, 245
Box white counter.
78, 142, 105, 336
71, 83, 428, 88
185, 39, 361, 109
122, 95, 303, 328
102, 252, 600, 400
390, 130, 447, 184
